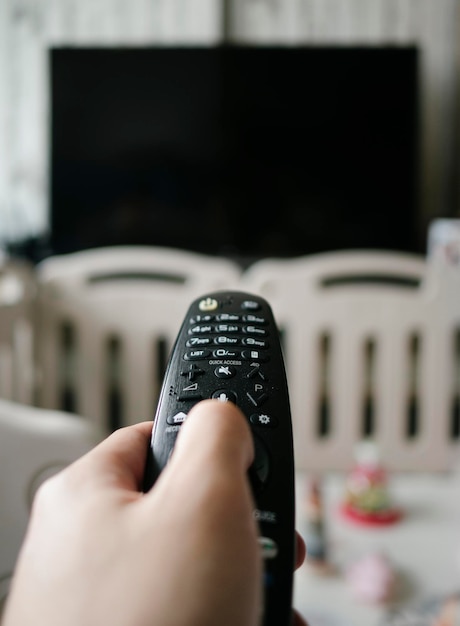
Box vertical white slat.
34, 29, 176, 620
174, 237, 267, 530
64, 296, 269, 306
0, 348, 13, 400
41, 0, 67, 45
78, 327, 106, 427
309, 0, 343, 43
148, 332, 170, 418
294, 0, 314, 40
377, 325, 404, 465
328, 0, 358, 43
125, 0, 158, 45
71, 0, 120, 44
168, 0, 223, 44
12, 318, 34, 404
55, 0, 79, 41
227, 0, 277, 43
419, 321, 452, 469
441, 253, 460, 466
35, 305, 61, 410
381, 325, 408, 467
331, 327, 367, 468
83, 0, 128, 45
337, 0, 376, 43
287, 320, 318, 470
387, 0, 414, 42
123, 334, 156, 426
0, 262, 37, 406
229, 0, 306, 44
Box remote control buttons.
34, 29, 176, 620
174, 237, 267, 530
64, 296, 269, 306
241, 350, 269, 362
189, 314, 214, 323
180, 363, 206, 381
189, 324, 213, 334
246, 390, 269, 407
241, 299, 261, 311
258, 537, 279, 560
166, 411, 188, 425
214, 365, 237, 378
199, 297, 219, 311
242, 337, 268, 348
184, 349, 211, 360
215, 324, 239, 333
213, 348, 240, 358
247, 365, 267, 380
214, 335, 240, 345
212, 390, 238, 404
178, 382, 203, 401
243, 325, 267, 335
250, 434, 270, 490
215, 313, 240, 322
186, 336, 212, 347
243, 314, 266, 324
250, 413, 278, 427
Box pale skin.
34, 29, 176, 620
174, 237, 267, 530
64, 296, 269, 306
3, 399, 308, 626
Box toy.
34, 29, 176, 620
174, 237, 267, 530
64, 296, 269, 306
346, 551, 396, 604
340, 440, 402, 526
303, 475, 333, 574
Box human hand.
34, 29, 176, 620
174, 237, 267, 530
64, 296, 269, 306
3, 399, 307, 626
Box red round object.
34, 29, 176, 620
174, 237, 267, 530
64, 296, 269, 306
339, 503, 403, 527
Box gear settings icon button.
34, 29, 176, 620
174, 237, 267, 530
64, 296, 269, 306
250, 413, 278, 428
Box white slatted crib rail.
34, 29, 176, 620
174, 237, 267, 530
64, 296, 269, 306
242, 250, 460, 472
34, 246, 242, 433
0, 259, 35, 404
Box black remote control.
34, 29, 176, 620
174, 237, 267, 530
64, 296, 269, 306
143, 290, 296, 626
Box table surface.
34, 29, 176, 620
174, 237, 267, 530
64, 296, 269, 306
292, 469, 460, 626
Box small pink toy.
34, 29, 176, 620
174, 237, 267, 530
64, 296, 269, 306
346, 551, 396, 604
340, 440, 402, 526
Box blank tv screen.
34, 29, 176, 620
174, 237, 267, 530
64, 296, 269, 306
50, 46, 419, 264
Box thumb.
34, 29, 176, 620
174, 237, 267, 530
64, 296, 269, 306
171, 399, 255, 474
146, 399, 257, 516
141, 401, 262, 626
142, 397, 259, 552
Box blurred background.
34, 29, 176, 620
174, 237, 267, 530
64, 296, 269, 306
1, 4, 460, 625
0, 0, 459, 266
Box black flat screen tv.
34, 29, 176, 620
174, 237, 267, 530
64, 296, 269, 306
50, 45, 420, 265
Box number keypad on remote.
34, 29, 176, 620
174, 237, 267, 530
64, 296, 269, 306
183, 312, 271, 408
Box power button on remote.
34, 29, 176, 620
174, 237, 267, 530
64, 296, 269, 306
199, 297, 219, 311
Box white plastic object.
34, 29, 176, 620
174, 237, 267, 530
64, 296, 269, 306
242, 250, 460, 471
34, 246, 242, 432
0, 399, 98, 611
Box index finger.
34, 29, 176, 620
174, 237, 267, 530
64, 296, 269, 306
59, 421, 153, 494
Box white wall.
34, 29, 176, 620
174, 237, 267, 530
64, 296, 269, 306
0, 0, 459, 246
